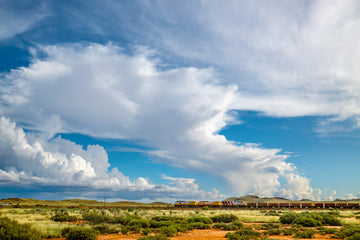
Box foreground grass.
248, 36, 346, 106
1, 207, 360, 239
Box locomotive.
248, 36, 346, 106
174, 200, 360, 209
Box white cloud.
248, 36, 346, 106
135, 0, 360, 130
323, 190, 337, 201
0, 1, 48, 40
0, 43, 317, 199
0, 116, 222, 200
344, 193, 355, 200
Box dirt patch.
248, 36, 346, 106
96, 230, 231, 240
48, 228, 340, 240
95, 229, 336, 240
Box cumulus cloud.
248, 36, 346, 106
129, 0, 360, 130
323, 190, 337, 201
0, 43, 317, 199
0, 117, 222, 200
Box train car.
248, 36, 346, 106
198, 201, 221, 207
247, 202, 257, 208
174, 201, 196, 207
335, 202, 347, 208
257, 203, 268, 208
279, 203, 290, 208
268, 203, 279, 208
324, 203, 336, 208
314, 203, 324, 208
301, 203, 314, 208
233, 201, 246, 208
221, 201, 234, 206
347, 203, 360, 209
289, 202, 301, 208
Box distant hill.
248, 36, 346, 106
225, 195, 292, 203
225, 195, 360, 203
0, 198, 170, 207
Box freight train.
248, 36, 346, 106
174, 200, 360, 209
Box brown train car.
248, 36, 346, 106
348, 203, 360, 208
289, 202, 301, 208
279, 203, 290, 208
268, 203, 279, 208
258, 203, 268, 208
247, 202, 257, 207
314, 203, 324, 208
301, 203, 313, 208
324, 203, 336, 208
335, 203, 347, 208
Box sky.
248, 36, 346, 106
0, 0, 360, 202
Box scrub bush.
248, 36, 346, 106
280, 211, 341, 226
137, 235, 170, 240
82, 211, 108, 224
211, 214, 239, 223
279, 212, 297, 224
187, 216, 213, 224
213, 222, 244, 230
158, 225, 178, 237
0, 216, 42, 240
190, 222, 211, 229
63, 227, 99, 240
92, 224, 118, 234
336, 225, 360, 239
225, 228, 261, 240
294, 229, 315, 239
51, 212, 78, 222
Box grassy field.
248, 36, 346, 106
0, 198, 170, 208
1, 204, 360, 239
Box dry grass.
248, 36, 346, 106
1, 207, 360, 238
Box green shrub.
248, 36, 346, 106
283, 228, 295, 236
279, 212, 297, 224
151, 216, 185, 221
211, 214, 239, 223
260, 223, 280, 230
121, 227, 130, 235
82, 211, 108, 224
141, 228, 152, 236
293, 216, 321, 227
128, 219, 150, 229
0, 216, 42, 240
336, 225, 360, 239
294, 229, 315, 239
65, 228, 99, 240
347, 233, 360, 240
317, 227, 338, 235
159, 225, 178, 237
265, 210, 280, 216
137, 235, 170, 240
187, 216, 213, 224
150, 220, 173, 228
121, 215, 143, 225
225, 228, 261, 240
51, 212, 78, 222
266, 228, 281, 235
321, 213, 342, 226
213, 222, 243, 230
92, 224, 117, 234
280, 211, 341, 227
190, 222, 210, 229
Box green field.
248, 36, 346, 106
1, 199, 360, 239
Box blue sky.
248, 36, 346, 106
0, 0, 360, 202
